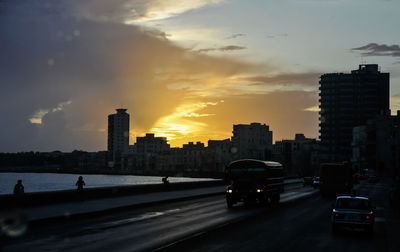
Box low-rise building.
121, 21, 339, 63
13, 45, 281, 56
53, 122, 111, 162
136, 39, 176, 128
231, 123, 272, 160
273, 134, 319, 176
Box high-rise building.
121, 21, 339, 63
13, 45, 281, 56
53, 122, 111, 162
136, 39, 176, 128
231, 123, 273, 160
108, 108, 130, 166
319, 64, 389, 162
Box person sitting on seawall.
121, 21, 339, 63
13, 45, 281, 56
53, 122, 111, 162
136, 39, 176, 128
162, 176, 169, 185
13, 179, 24, 195
76, 176, 86, 193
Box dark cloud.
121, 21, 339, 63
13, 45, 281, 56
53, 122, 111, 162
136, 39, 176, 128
243, 72, 322, 87
0, 0, 259, 151
219, 45, 247, 51
0, 0, 318, 152
197, 45, 246, 53
225, 33, 245, 39
352, 43, 400, 57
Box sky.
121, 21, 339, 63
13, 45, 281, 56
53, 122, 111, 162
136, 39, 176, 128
1, 0, 399, 152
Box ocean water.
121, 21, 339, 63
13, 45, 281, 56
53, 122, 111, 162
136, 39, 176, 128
0, 172, 216, 195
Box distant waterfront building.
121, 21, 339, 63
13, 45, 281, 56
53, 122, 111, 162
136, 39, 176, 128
319, 64, 389, 162
206, 139, 233, 172
231, 123, 273, 160
172, 142, 206, 173
184, 142, 206, 172
133, 133, 170, 173
273, 134, 319, 176
136, 133, 170, 154
108, 108, 130, 166
352, 111, 400, 176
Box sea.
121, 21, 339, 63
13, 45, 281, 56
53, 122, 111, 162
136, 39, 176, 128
0, 172, 217, 195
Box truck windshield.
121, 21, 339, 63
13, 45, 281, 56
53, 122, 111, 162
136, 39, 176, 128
231, 167, 264, 173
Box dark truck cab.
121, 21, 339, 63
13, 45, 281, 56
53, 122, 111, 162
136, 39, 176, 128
225, 159, 284, 208
319, 162, 354, 196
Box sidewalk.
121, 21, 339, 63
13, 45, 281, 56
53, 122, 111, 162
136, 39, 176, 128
19, 178, 303, 223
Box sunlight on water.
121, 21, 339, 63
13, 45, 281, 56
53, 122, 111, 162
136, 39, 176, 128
0, 173, 217, 195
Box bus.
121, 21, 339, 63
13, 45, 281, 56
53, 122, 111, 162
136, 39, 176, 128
225, 159, 284, 208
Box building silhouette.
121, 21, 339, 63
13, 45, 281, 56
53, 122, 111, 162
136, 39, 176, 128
272, 134, 319, 176
231, 123, 273, 160
136, 133, 170, 154
319, 64, 389, 162
108, 108, 130, 166
352, 111, 400, 176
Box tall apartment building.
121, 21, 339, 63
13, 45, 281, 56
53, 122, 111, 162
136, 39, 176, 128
108, 108, 130, 166
319, 64, 389, 162
231, 123, 273, 160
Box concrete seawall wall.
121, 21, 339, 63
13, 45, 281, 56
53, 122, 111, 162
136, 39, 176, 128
0, 180, 225, 208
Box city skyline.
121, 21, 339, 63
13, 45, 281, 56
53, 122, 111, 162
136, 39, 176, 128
1, 0, 400, 152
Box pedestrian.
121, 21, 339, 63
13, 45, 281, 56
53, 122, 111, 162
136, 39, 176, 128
76, 176, 85, 193
162, 176, 169, 185
13, 179, 24, 195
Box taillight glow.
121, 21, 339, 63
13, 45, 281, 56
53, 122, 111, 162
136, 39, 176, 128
366, 215, 370, 220
335, 213, 339, 217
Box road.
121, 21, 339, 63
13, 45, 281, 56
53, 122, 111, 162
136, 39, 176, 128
161, 180, 396, 252
2, 183, 314, 251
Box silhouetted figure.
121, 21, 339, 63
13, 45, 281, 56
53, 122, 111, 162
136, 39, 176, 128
76, 176, 85, 193
162, 176, 169, 185
13, 180, 24, 195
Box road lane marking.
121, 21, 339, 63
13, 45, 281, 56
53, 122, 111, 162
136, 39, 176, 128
85, 209, 182, 230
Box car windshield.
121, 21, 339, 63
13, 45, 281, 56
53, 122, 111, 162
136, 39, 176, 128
335, 198, 371, 210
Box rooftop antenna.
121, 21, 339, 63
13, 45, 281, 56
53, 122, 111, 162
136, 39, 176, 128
361, 56, 367, 65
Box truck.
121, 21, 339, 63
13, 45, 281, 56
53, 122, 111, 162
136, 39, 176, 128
225, 159, 284, 208
319, 162, 353, 196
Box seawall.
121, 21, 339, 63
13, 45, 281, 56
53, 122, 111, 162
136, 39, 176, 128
0, 180, 225, 208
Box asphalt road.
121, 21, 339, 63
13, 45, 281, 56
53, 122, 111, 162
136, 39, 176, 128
1, 183, 313, 252
161, 180, 395, 252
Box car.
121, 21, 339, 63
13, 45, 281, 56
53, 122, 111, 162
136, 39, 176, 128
331, 196, 375, 234
312, 177, 320, 188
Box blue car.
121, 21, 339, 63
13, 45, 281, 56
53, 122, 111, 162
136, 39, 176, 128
331, 196, 375, 234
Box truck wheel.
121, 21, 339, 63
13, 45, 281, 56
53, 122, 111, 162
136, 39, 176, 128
367, 225, 374, 235
332, 224, 338, 234
259, 195, 268, 205
226, 199, 234, 208
271, 194, 280, 204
